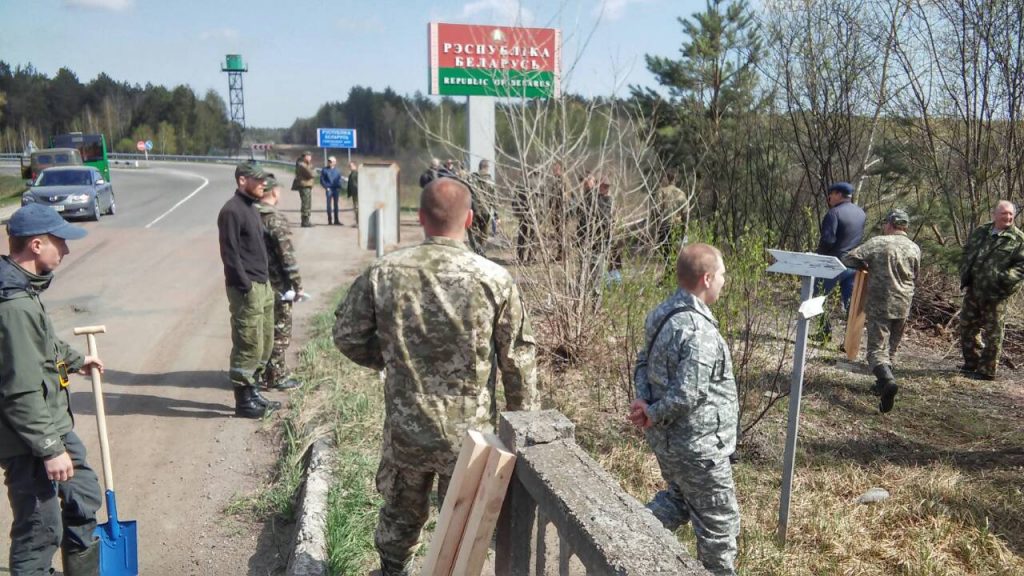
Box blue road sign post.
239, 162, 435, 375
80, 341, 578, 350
317, 128, 357, 164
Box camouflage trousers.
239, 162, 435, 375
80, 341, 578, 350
297, 187, 312, 226
960, 292, 1007, 377
865, 316, 906, 370
264, 297, 293, 388
226, 282, 274, 388
648, 455, 739, 576
374, 448, 453, 575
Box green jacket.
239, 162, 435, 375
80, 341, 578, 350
960, 222, 1024, 301
0, 256, 84, 460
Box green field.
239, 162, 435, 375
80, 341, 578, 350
0, 174, 27, 205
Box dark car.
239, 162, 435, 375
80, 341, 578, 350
22, 166, 116, 221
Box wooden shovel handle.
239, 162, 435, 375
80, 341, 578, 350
83, 332, 115, 493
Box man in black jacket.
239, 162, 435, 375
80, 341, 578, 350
217, 162, 280, 418
815, 181, 866, 339
0, 204, 104, 575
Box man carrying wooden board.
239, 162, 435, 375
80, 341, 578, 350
842, 209, 921, 413
333, 177, 538, 576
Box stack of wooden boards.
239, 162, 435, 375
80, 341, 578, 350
420, 430, 517, 576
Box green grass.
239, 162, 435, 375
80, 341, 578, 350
230, 288, 385, 575
0, 174, 27, 205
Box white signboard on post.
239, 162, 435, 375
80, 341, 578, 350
767, 249, 847, 545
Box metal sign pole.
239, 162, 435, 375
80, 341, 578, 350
777, 275, 815, 545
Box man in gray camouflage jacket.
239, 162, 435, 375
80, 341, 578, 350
333, 177, 538, 576
628, 243, 739, 576
842, 208, 920, 413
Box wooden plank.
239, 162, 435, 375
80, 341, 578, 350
451, 434, 517, 576
420, 430, 491, 576
845, 270, 868, 361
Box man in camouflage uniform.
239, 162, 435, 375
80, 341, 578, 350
257, 174, 303, 391
959, 200, 1024, 380
333, 177, 538, 576
628, 243, 739, 576
290, 151, 316, 227
468, 159, 495, 256
842, 209, 920, 413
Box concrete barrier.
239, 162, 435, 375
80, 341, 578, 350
494, 410, 710, 576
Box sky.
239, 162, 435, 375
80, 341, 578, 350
0, 0, 707, 127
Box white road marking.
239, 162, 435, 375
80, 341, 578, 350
145, 173, 210, 228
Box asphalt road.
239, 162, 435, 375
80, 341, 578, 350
0, 162, 377, 574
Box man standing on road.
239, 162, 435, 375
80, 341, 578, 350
959, 200, 1024, 380
346, 161, 359, 227
842, 209, 921, 413
218, 161, 280, 418
257, 174, 304, 392
320, 156, 343, 226
291, 151, 316, 227
333, 177, 538, 576
628, 243, 739, 576
815, 181, 867, 339
0, 204, 104, 575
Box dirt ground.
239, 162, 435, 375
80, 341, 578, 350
0, 163, 377, 575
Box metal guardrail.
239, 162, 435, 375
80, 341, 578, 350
0, 152, 294, 169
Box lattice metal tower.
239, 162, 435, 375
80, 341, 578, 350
221, 54, 247, 129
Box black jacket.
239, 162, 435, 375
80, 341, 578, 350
817, 200, 866, 258
218, 190, 269, 292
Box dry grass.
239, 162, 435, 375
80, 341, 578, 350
536, 297, 1024, 575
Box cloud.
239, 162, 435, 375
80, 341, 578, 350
63, 0, 133, 10
592, 0, 651, 21
200, 28, 240, 41
460, 0, 534, 26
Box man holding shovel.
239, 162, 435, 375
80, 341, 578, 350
0, 204, 104, 575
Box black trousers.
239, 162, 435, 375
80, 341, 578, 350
2, 431, 101, 576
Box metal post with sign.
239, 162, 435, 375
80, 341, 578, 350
766, 249, 847, 545
316, 128, 357, 165
144, 140, 153, 162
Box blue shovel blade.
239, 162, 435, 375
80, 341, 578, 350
93, 490, 138, 576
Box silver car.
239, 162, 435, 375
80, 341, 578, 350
22, 166, 116, 221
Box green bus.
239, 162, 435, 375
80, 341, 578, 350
51, 132, 111, 182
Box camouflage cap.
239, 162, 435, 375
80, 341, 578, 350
885, 208, 910, 226
235, 161, 266, 180
263, 172, 280, 190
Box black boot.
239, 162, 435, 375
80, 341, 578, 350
873, 364, 899, 414
62, 539, 99, 576
870, 364, 893, 396
252, 388, 281, 410
234, 386, 272, 418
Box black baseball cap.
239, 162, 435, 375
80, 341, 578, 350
7, 204, 87, 240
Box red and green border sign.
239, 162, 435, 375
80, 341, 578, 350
429, 22, 561, 99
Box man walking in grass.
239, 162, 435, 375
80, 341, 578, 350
333, 177, 537, 576
628, 243, 740, 576
842, 209, 921, 413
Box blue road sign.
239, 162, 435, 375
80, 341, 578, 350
316, 128, 357, 149
144, 140, 153, 151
